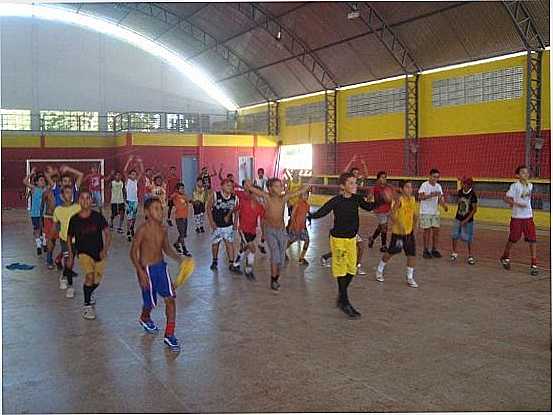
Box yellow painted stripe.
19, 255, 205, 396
1, 133, 41, 148
309, 194, 550, 229
203, 134, 254, 147
256, 135, 278, 147
45, 134, 125, 148
132, 133, 198, 147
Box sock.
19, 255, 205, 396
246, 252, 255, 272
140, 307, 151, 322
322, 252, 332, 260
407, 267, 414, 279
165, 321, 175, 337
377, 260, 387, 273
83, 284, 93, 305
35, 238, 42, 248
531, 257, 537, 266
381, 232, 387, 246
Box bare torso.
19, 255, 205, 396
263, 195, 286, 229
43, 190, 56, 216
136, 221, 166, 267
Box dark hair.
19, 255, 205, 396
170, 166, 176, 170
339, 172, 355, 185
399, 180, 412, 189
61, 174, 72, 181
144, 197, 161, 210
376, 171, 387, 179
129, 169, 137, 175
176, 182, 184, 189
258, 168, 264, 173
154, 175, 162, 181
78, 188, 91, 196
196, 177, 203, 182
515, 165, 528, 175
267, 178, 281, 188
146, 168, 153, 172
227, 173, 234, 178
430, 168, 440, 176
221, 178, 233, 186
349, 166, 359, 173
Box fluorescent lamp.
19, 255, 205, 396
0, 3, 238, 111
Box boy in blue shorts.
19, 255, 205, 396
23, 168, 47, 255
450, 177, 478, 264
130, 197, 185, 352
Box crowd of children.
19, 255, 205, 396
22, 156, 541, 348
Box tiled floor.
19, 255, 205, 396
2, 208, 551, 413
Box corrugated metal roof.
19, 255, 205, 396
64, 1, 550, 107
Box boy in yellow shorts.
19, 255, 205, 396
67, 190, 111, 320
309, 173, 381, 319
376, 180, 418, 288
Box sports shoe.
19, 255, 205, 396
110, 223, 114, 230
229, 264, 241, 274
47, 263, 55, 270
65, 287, 75, 298
164, 335, 181, 352
357, 264, 367, 276
82, 305, 96, 320
340, 303, 361, 319
431, 249, 442, 258
37, 247, 42, 256
407, 277, 418, 288
59, 274, 68, 290
258, 244, 266, 254
320, 256, 330, 267
423, 250, 433, 259
376, 270, 384, 283
182, 250, 192, 257
195, 228, 200, 234
299, 258, 309, 266
450, 252, 459, 262
200, 227, 205, 233
167, 219, 173, 227
245, 271, 256, 281
210, 261, 218, 271
140, 319, 159, 333
500, 257, 511, 270
117, 228, 124, 234
379, 246, 387, 253
173, 242, 182, 254
270, 279, 280, 292
467, 256, 476, 265
367, 236, 374, 248
530, 265, 539, 276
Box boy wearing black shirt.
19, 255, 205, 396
68, 190, 111, 320
450, 177, 478, 265
309, 173, 381, 319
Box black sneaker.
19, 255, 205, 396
379, 246, 387, 253
270, 279, 280, 291
258, 244, 267, 254
530, 265, 539, 276
210, 261, 218, 271
182, 250, 192, 257
229, 264, 241, 274
117, 228, 124, 234
423, 250, 433, 259
195, 228, 200, 234
367, 236, 374, 248
110, 223, 114, 230
173, 242, 182, 253
200, 227, 205, 233
431, 249, 442, 258
167, 219, 173, 227
340, 303, 361, 319
500, 257, 511, 270
127, 231, 132, 242
37, 247, 42, 256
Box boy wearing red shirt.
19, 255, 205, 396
287, 191, 311, 265
368, 171, 392, 252
171, 183, 191, 257
233, 180, 265, 280
166, 166, 179, 227
83, 166, 104, 210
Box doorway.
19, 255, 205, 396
238, 156, 254, 186
181, 155, 198, 196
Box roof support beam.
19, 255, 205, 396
228, 2, 338, 90
153, 4, 211, 41
116, 2, 279, 101
348, 2, 421, 74
501, 1, 545, 51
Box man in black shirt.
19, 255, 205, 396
450, 177, 478, 265
309, 173, 382, 319
68, 190, 111, 320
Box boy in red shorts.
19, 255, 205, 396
368, 171, 392, 253
500, 165, 538, 276
287, 190, 311, 265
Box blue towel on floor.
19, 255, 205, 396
6, 263, 35, 270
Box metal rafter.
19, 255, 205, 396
153, 4, 211, 41
325, 90, 337, 174
501, 1, 545, 51
267, 101, 279, 136
404, 74, 419, 176
116, 2, 279, 102
349, 2, 421, 74
526, 50, 544, 177
228, 2, 338, 90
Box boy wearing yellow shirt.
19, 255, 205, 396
376, 180, 418, 288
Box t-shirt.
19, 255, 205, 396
455, 188, 478, 222
30, 187, 45, 218
212, 191, 237, 228
111, 180, 124, 204
166, 175, 179, 195
418, 181, 443, 215
289, 199, 310, 232
53, 184, 79, 207
373, 184, 392, 214
200, 173, 212, 190
144, 177, 154, 194
171, 193, 188, 219
310, 194, 377, 239
68, 211, 108, 262
287, 180, 302, 206
126, 179, 138, 202
87, 174, 102, 192
236, 191, 264, 235
254, 176, 268, 191
192, 188, 208, 204
53, 203, 82, 241
506, 181, 533, 219
391, 195, 416, 235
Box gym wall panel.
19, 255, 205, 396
203, 134, 254, 147
44, 134, 125, 148
337, 78, 405, 142
255, 135, 278, 147
1, 133, 41, 148
132, 133, 199, 147
278, 95, 325, 145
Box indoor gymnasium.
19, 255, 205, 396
1, 1, 551, 413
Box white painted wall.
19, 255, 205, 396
0, 16, 227, 118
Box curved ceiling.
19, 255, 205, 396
54, 2, 551, 107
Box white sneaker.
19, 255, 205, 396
82, 305, 96, 320
320, 256, 330, 267
59, 274, 68, 290
65, 287, 75, 298
357, 264, 367, 276
407, 277, 418, 288
376, 270, 384, 283
450, 252, 459, 262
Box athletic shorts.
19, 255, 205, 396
43, 217, 59, 240
31, 216, 42, 231
509, 218, 537, 243
111, 203, 125, 217
387, 233, 416, 257
92, 191, 103, 207
78, 254, 105, 284
265, 226, 288, 267
212, 226, 235, 244
288, 228, 309, 243
126, 200, 138, 220
240, 231, 257, 244
451, 220, 474, 242
420, 214, 440, 229
142, 261, 175, 309
193, 202, 206, 215
330, 235, 357, 278
375, 212, 390, 225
